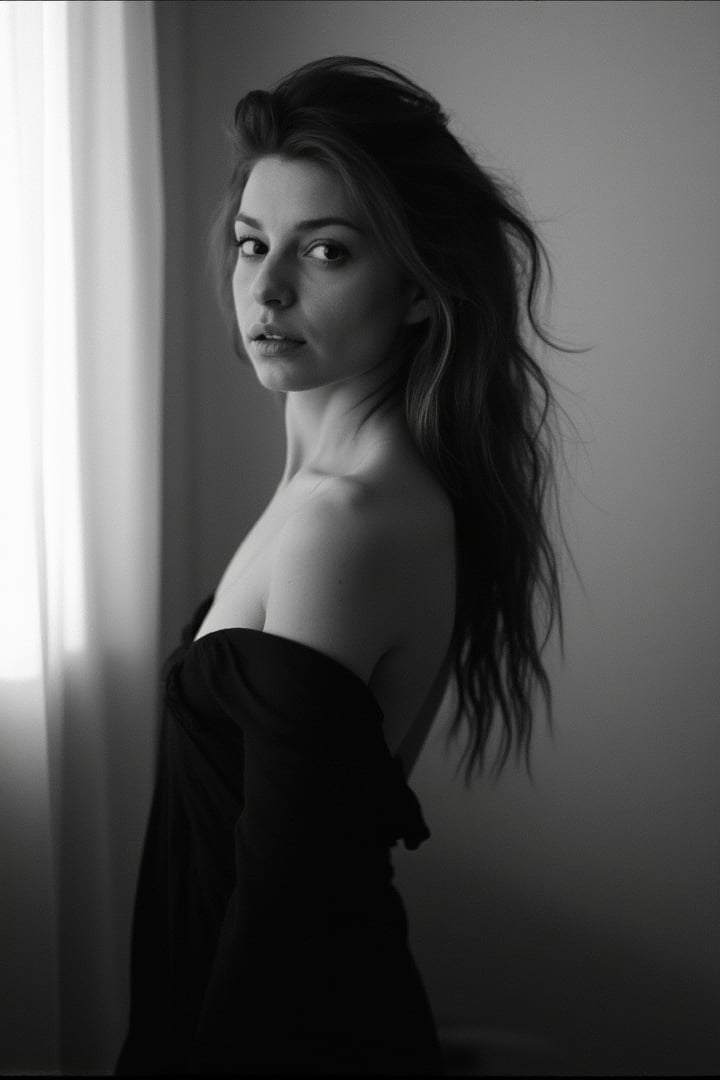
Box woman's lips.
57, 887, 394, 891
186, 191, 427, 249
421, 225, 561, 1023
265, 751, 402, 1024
250, 337, 306, 356
248, 321, 304, 342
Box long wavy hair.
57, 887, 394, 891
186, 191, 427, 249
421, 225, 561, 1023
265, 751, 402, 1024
209, 56, 569, 780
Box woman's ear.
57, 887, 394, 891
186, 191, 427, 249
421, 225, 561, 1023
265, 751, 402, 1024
402, 288, 431, 326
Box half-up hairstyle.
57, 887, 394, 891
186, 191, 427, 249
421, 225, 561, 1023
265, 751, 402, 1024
209, 56, 568, 780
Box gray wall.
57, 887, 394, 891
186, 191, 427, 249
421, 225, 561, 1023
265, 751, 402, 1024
155, 2, 720, 1073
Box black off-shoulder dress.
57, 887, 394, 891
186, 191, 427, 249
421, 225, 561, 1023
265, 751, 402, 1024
116, 596, 442, 1075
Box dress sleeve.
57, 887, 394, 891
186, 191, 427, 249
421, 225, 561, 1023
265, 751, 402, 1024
170, 630, 438, 1075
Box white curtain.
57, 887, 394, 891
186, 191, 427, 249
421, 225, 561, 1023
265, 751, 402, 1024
0, 1, 163, 1072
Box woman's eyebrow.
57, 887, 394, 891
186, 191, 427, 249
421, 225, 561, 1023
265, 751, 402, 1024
234, 212, 365, 234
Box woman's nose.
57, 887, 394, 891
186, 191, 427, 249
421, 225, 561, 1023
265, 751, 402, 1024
251, 257, 296, 308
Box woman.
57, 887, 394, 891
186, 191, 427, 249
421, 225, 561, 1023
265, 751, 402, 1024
117, 56, 564, 1075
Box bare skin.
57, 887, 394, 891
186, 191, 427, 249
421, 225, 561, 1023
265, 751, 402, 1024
195, 156, 456, 776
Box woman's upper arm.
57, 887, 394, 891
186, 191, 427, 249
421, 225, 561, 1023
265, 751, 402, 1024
262, 488, 401, 684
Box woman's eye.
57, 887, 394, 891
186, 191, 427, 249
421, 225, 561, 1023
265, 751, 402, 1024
304, 241, 347, 265
233, 234, 266, 257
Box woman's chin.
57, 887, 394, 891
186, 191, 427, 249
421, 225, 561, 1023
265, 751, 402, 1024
251, 361, 324, 394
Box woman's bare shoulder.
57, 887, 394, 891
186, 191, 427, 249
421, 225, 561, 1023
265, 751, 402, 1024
262, 457, 454, 682
287, 450, 454, 565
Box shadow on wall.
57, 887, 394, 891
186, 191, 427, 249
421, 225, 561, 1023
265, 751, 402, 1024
439, 1026, 581, 1076
411, 870, 720, 1076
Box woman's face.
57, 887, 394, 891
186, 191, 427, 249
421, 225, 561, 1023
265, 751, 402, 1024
232, 155, 425, 394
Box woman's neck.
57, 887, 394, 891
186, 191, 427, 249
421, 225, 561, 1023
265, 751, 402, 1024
280, 379, 402, 485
